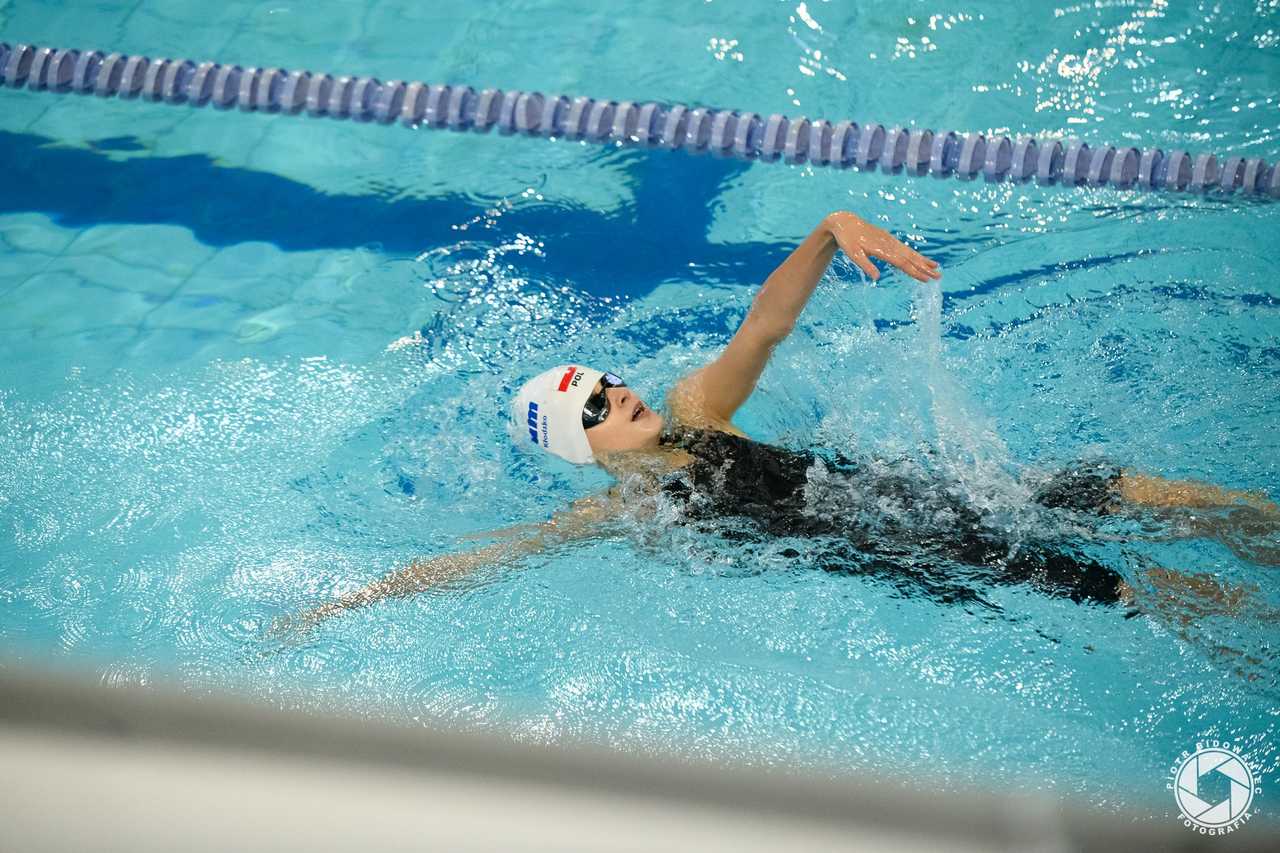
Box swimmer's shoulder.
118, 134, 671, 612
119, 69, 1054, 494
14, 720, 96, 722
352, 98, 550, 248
664, 386, 749, 440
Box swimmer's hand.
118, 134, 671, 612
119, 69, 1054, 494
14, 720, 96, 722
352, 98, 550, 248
266, 603, 342, 645
825, 210, 941, 283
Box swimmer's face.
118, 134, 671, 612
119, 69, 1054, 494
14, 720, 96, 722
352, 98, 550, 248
584, 379, 664, 458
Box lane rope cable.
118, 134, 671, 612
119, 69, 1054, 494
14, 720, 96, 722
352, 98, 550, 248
3, 42, 1277, 198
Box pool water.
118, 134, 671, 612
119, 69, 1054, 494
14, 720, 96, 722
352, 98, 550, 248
2, 0, 1278, 815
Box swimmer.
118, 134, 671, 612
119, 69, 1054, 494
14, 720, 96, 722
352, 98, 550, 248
284, 211, 1280, 640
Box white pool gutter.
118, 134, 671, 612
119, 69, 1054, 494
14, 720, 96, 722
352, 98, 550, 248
0, 665, 1272, 852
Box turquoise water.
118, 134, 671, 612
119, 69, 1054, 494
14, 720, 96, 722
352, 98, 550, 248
2, 0, 1279, 817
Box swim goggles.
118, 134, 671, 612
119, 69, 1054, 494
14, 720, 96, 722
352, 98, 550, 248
581, 372, 626, 429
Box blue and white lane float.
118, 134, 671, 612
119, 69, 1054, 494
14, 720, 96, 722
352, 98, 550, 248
2, 41, 1277, 198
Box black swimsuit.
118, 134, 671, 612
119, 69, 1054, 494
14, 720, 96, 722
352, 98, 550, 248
657, 426, 1126, 608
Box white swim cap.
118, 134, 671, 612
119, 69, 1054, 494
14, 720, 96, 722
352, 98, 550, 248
511, 364, 606, 465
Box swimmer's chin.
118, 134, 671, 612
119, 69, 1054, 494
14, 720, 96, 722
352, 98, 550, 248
587, 413, 667, 463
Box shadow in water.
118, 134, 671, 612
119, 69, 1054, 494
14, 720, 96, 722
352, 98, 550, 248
0, 130, 803, 299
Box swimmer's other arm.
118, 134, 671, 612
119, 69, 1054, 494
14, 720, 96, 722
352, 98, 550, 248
282, 491, 616, 633
667, 210, 941, 429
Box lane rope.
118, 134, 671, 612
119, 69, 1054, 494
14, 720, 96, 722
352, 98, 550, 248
3, 42, 1277, 197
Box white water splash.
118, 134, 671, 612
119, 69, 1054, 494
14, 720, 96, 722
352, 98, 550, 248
910, 275, 1035, 535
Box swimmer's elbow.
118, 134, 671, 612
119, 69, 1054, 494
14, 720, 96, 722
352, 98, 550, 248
744, 302, 795, 345
538, 495, 612, 546
381, 500, 614, 598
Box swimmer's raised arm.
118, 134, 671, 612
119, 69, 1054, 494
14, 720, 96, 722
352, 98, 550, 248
668, 210, 941, 427
277, 491, 616, 635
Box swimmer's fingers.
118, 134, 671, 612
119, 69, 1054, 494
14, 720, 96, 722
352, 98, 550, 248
891, 256, 935, 283
265, 609, 323, 647
848, 250, 880, 282
892, 248, 941, 282
863, 234, 941, 283
266, 613, 303, 642
867, 247, 935, 283
908, 257, 942, 282
912, 252, 942, 279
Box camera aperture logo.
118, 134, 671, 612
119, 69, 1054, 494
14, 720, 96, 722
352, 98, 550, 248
1168, 741, 1260, 835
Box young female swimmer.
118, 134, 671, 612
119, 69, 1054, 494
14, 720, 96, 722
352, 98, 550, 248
285, 211, 1279, 632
